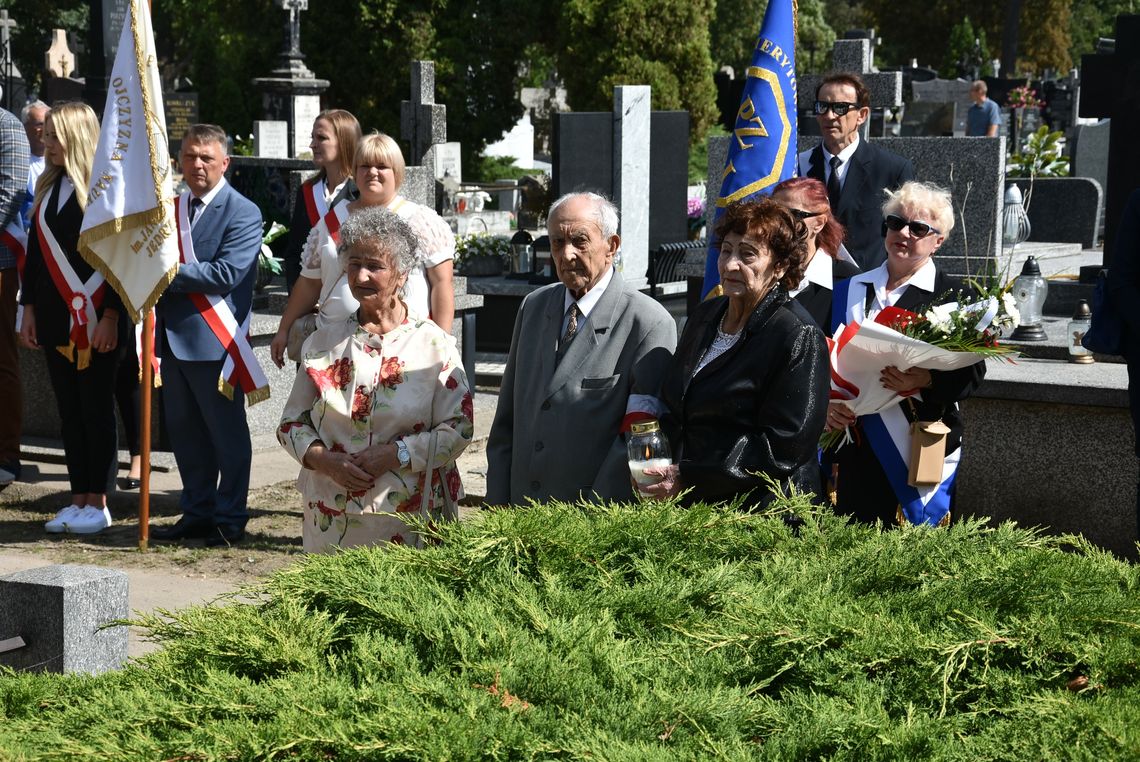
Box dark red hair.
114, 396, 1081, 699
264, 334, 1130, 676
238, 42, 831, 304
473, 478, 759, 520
714, 198, 810, 291
772, 177, 847, 260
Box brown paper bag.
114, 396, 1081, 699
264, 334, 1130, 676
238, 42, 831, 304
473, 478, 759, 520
908, 420, 951, 487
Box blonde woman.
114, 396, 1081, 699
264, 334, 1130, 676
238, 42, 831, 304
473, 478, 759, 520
270, 132, 455, 367
19, 102, 128, 535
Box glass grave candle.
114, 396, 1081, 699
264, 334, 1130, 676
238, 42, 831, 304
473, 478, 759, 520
627, 420, 672, 489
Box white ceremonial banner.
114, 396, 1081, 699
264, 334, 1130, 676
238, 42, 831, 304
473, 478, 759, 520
78, 0, 179, 322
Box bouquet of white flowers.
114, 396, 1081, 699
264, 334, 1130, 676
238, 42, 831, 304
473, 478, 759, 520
822, 290, 1019, 451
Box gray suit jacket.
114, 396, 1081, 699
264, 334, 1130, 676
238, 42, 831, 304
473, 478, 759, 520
486, 270, 677, 506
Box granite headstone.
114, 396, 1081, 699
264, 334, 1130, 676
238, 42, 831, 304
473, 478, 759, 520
0, 565, 128, 675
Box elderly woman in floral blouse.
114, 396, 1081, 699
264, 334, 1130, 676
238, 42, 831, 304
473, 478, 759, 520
278, 206, 473, 552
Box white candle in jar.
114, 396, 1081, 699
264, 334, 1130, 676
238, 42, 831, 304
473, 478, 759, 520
628, 458, 672, 486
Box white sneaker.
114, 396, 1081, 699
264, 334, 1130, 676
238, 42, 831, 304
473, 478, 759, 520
45, 505, 83, 533
64, 506, 113, 535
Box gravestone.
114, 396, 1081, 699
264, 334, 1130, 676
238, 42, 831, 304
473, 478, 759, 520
706, 134, 1006, 272
252, 0, 330, 159
401, 60, 447, 166
163, 91, 199, 156
911, 78, 973, 135
899, 102, 955, 137
254, 120, 290, 159
0, 565, 128, 675
1079, 13, 1140, 274
551, 107, 690, 277
84, 0, 129, 112
45, 29, 76, 77
613, 85, 651, 286
431, 142, 462, 183
798, 38, 903, 142
1011, 177, 1103, 248
777, 36, 1003, 269
1071, 119, 1110, 232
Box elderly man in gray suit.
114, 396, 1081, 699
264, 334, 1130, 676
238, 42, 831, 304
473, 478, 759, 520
487, 192, 676, 506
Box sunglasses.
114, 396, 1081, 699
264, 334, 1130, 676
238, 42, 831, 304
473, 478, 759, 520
787, 207, 823, 220
882, 214, 940, 238
814, 101, 860, 116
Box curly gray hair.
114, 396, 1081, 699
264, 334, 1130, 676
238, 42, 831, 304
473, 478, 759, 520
337, 206, 419, 288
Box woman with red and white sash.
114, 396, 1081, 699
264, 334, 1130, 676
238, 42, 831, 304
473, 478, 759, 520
826, 181, 985, 528
281, 109, 360, 293
270, 132, 456, 367
19, 102, 129, 535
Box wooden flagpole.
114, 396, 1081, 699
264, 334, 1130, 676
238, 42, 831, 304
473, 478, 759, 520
138, 311, 153, 550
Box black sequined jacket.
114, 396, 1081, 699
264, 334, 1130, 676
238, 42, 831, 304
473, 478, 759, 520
660, 288, 830, 508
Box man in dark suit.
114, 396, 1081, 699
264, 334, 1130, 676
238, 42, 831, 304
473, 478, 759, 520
798, 72, 914, 270
486, 192, 676, 506
153, 124, 263, 546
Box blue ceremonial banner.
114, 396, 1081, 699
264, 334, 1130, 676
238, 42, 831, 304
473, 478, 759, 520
702, 0, 798, 297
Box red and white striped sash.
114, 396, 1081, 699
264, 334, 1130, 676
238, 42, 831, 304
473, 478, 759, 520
174, 193, 270, 405
301, 179, 329, 228
34, 199, 105, 369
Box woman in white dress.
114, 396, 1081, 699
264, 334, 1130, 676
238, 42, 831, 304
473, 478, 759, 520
278, 206, 472, 552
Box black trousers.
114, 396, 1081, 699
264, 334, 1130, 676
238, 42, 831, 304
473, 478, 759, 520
43, 346, 121, 496
115, 348, 141, 457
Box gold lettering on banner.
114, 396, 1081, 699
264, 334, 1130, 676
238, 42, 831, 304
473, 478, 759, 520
110, 76, 133, 162
754, 36, 797, 91
734, 97, 769, 150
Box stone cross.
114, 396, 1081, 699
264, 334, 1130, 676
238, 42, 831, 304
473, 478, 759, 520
45, 29, 76, 79
400, 60, 447, 166
1078, 13, 1140, 274
0, 11, 20, 79
276, 0, 308, 58
797, 37, 903, 140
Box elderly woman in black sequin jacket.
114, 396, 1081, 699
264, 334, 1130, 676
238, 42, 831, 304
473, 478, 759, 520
639, 198, 830, 509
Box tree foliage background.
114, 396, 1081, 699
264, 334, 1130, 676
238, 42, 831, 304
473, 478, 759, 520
1, 0, 1137, 168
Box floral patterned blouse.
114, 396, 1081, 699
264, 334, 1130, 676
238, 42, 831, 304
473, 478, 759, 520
278, 311, 473, 553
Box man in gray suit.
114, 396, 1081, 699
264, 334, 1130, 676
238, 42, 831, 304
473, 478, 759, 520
487, 192, 676, 506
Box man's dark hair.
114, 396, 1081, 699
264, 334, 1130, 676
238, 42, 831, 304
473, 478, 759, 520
815, 72, 870, 108
182, 123, 229, 154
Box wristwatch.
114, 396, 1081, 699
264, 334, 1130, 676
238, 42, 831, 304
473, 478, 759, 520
396, 440, 411, 467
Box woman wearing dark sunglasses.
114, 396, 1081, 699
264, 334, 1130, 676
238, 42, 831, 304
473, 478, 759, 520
771, 177, 860, 335
825, 181, 986, 527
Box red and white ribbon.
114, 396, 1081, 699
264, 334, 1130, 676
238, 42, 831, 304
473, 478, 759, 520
174, 193, 270, 404
34, 200, 105, 367
301, 179, 330, 228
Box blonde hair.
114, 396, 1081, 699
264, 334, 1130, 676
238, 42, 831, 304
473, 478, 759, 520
882, 180, 956, 235
354, 132, 406, 189
34, 102, 99, 212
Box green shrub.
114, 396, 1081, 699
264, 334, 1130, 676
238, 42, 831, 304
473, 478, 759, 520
0, 496, 1137, 759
